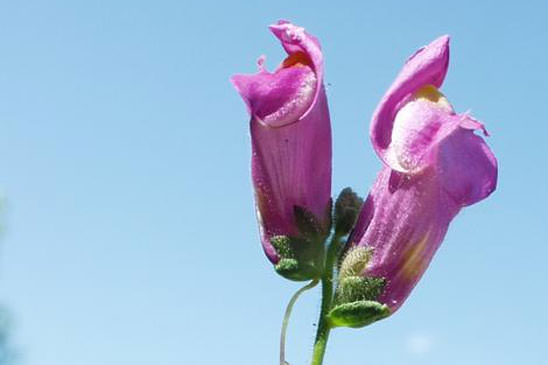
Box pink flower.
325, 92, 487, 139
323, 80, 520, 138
334, 35, 497, 325
231, 21, 332, 280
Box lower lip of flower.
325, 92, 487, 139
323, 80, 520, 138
388, 85, 454, 172
257, 53, 317, 128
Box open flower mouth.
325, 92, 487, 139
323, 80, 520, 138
253, 52, 318, 128
231, 21, 324, 129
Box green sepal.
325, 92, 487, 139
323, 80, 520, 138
327, 300, 390, 328
271, 236, 296, 259
267, 205, 331, 282
333, 188, 363, 236
271, 235, 323, 281
275, 258, 320, 281
334, 276, 386, 304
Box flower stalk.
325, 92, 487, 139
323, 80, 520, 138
310, 233, 344, 365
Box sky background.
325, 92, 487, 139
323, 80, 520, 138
0, 1, 546, 364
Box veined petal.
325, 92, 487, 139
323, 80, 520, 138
250, 88, 331, 263
348, 167, 461, 312
231, 21, 332, 268
347, 113, 497, 312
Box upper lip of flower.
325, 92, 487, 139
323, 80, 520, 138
370, 35, 451, 170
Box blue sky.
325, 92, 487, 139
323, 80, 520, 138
0, 1, 546, 364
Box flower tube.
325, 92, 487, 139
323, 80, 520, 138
231, 21, 332, 280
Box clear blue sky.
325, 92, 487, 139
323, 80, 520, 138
0, 1, 546, 364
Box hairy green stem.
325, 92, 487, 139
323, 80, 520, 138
311, 234, 343, 365
280, 279, 319, 365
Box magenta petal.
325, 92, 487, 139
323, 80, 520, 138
387, 97, 460, 173
349, 118, 497, 312
439, 124, 498, 206
349, 167, 461, 312
231, 20, 324, 128
371, 35, 450, 171
269, 20, 324, 108
231, 21, 331, 264
231, 65, 317, 128
251, 88, 331, 263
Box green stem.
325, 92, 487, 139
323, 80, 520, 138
311, 234, 343, 365
280, 279, 319, 365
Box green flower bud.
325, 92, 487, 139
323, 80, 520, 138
333, 188, 363, 236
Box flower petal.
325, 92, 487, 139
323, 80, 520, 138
231, 20, 324, 128
348, 121, 497, 311
386, 91, 459, 173
349, 167, 461, 312
439, 122, 498, 206
250, 85, 331, 262
231, 62, 317, 128
269, 20, 324, 105
371, 35, 450, 171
